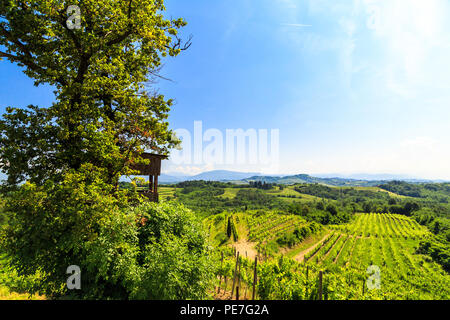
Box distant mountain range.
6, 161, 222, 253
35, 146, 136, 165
243, 174, 396, 187
159, 170, 260, 184
3, 169, 446, 186
159, 171, 447, 186
314, 173, 416, 180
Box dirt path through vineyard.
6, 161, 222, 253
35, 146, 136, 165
232, 240, 258, 260
294, 232, 331, 263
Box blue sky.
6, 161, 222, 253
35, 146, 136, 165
1, 0, 450, 179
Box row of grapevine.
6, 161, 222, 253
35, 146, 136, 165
304, 232, 336, 262
214, 213, 450, 300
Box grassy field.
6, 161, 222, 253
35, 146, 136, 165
158, 186, 176, 200
219, 187, 240, 199
349, 186, 409, 198
216, 185, 333, 203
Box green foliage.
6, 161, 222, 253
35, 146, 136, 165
294, 184, 389, 201
0, 0, 189, 188
417, 238, 450, 273
379, 181, 450, 200
226, 216, 232, 239
128, 202, 216, 299
231, 219, 239, 242
0, 0, 219, 301
0, 169, 215, 299
225, 215, 238, 242
249, 181, 275, 190
276, 222, 323, 248
0, 254, 43, 297
0, 165, 134, 298
287, 202, 352, 225
326, 204, 338, 215
256, 257, 347, 300
0, 197, 7, 227
252, 213, 450, 300
176, 180, 234, 189
210, 211, 450, 300
175, 184, 285, 216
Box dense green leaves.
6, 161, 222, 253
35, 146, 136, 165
0, 165, 135, 298
417, 239, 450, 273
0, 0, 219, 300
128, 202, 216, 299
0, 0, 189, 187
0, 175, 215, 299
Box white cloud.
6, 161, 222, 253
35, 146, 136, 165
400, 137, 438, 150
360, 0, 450, 97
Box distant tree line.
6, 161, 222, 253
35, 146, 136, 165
379, 181, 450, 203
249, 181, 275, 190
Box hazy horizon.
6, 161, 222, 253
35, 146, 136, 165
159, 169, 448, 181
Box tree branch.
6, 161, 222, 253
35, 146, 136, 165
104, 0, 134, 47
166, 34, 193, 52
57, 9, 83, 53
0, 25, 33, 58
0, 25, 68, 86
0, 50, 19, 61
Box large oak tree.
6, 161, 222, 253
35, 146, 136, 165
0, 0, 189, 187
0, 1, 218, 300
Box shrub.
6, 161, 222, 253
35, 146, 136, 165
0, 165, 215, 299
1, 166, 135, 298
128, 201, 216, 299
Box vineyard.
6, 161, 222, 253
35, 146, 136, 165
213, 213, 450, 300
205, 210, 324, 256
